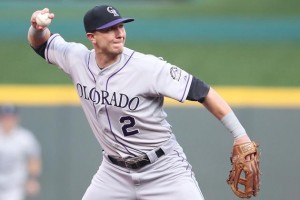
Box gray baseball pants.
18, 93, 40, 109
82, 139, 204, 200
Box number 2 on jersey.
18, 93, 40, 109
119, 116, 139, 136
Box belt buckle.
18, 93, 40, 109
125, 157, 140, 169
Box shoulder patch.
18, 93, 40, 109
170, 66, 182, 81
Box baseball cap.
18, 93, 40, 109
83, 5, 134, 33
0, 104, 18, 116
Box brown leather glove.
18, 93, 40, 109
227, 142, 260, 198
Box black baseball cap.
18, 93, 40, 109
83, 5, 134, 33
0, 104, 18, 116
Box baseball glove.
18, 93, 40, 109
227, 142, 260, 198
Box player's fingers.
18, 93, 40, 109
31, 8, 48, 19
37, 10, 55, 20
30, 8, 54, 30
30, 10, 43, 26
40, 8, 50, 14
48, 13, 55, 19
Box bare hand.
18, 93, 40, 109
26, 179, 40, 197
30, 8, 55, 30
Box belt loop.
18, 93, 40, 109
146, 134, 177, 163
146, 149, 160, 163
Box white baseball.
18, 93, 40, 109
36, 13, 51, 27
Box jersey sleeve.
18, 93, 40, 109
44, 34, 88, 75
151, 58, 192, 102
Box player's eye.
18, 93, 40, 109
99, 24, 124, 33
100, 28, 113, 33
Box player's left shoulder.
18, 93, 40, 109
126, 47, 165, 66
124, 47, 156, 59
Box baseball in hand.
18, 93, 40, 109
36, 13, 51, 27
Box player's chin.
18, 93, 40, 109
112, 45, 124, 54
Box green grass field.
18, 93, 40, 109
1, 0, 299, 86
1, 40, 299, 86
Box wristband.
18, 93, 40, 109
221, 111, 247, 139
28, 25, 47, 39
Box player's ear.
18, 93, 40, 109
86, 33, 96, 44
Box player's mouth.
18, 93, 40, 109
112, 41, 124, 47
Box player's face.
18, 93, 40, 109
91, 23, 126, 56
0, 115, 18, 133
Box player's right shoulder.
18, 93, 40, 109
48, 34, 87, 49
47, 34, 90, 57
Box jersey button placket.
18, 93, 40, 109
97, 72, 105, 88
95, 72, 106, 116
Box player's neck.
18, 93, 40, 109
96, 53, 121, 69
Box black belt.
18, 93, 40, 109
108, 148, 164, 170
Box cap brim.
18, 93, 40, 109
96, 18, 134, 30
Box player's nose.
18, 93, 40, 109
115, 25, 125, 37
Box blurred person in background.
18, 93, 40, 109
0, 104, 42, 200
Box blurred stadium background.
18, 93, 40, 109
0, 0, 300, 199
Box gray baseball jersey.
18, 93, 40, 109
0, 126, 41, 194
42, 33, 205, 200
45, 34, 192, 158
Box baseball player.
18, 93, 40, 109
0, 104, 42, 200
28, 5, 256, 200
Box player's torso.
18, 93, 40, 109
46, 35, 193, 156
70, 48, 172, 156
0, 129, 30, 187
